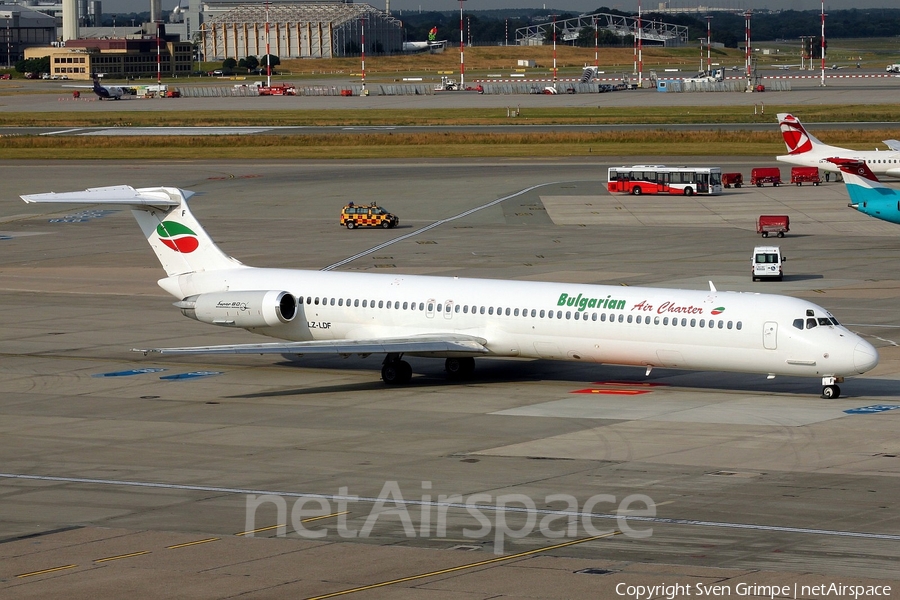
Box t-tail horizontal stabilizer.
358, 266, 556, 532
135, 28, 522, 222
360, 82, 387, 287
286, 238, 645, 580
21, 185, 244, 277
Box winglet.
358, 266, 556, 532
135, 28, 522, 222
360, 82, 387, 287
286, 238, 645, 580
709, 281, 717, 293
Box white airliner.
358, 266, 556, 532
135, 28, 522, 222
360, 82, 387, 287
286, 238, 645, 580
21, 185, 878, 398
777, 113, 900, 177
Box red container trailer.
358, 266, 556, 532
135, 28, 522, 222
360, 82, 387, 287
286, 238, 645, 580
722, 172, 743, 188
757, 215, 790, 238
790, 166, 821, 186
751, 167, 782, 187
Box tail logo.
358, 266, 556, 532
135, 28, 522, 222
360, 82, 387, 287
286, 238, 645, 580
782, 122, 813, 155
157, 221, 199, 253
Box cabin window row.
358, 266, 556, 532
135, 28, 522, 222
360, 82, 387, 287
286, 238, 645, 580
298, 296, 741, 330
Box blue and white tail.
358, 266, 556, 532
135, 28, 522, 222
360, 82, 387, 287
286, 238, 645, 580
21, 185, 245, 277
828, 158, 900, 225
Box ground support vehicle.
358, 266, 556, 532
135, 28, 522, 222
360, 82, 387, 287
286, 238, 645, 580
607, 165, 722, 196
757, 215, 790, 238
722, 172, 743, 188
790, 166, 820, 186
258, 84, 296, 96
751, 167, 782, 187
752, 246, 785, 281
340, 203, 399, 229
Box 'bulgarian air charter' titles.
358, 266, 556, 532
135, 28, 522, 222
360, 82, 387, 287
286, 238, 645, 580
557, 293, 717, 316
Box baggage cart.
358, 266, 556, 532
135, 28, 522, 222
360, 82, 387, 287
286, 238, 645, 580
757, 215, 790, 238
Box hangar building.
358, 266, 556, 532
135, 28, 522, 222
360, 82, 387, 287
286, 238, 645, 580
198, 1, 402, 61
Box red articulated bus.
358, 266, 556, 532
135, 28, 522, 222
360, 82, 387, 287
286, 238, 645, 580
607, 165, 722, 196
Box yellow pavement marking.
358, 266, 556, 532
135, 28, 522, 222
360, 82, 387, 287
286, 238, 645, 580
16, 564, 77, 578
303, 531, 621, 600
235, 511, 348, 536
166, 537, 220, 549
94, 550, 150, 563
235, 524, 285, 536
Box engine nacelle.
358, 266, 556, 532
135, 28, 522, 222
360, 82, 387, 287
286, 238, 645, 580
177, 290, 297, 328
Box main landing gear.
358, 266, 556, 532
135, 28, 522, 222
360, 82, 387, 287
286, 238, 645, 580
381, 353, 412, 385
444, 357, 475, 380
821, 376, 843, 399
380, 355, 477, 385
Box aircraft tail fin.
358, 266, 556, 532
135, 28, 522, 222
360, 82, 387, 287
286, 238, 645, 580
826, 158, 897, 209
777, 113, 835, 155
21, 185, 245, 277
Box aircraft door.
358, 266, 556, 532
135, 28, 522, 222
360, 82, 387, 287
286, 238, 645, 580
426, 299, 436, 319
444, 300, 454, 320
763, 321, 778, 350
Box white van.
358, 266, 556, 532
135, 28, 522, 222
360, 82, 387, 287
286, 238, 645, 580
752, 246, 785, 281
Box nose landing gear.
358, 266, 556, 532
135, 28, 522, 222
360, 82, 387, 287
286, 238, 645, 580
821, 376, 844, 399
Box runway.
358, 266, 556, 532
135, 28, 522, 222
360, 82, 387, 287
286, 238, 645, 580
1, 159, 898, 599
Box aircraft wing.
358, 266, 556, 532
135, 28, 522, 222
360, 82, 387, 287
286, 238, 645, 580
134, 334, 490, 357
883, 140, 900, 151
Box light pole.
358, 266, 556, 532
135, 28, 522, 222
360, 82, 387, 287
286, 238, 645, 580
706, 15, 712, 75
820, 0, 826, 87
458, 0, 465, 89
551, 14, 557, 84
360, 17, 366, 96
265, 0, 271, 87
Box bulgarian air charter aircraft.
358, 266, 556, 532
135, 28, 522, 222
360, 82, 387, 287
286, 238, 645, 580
21, 185, 879, 398
777, 113, 900, 177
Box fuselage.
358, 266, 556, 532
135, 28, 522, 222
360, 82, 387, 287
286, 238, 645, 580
161, 267, 878, 379
778, 148, 900, 177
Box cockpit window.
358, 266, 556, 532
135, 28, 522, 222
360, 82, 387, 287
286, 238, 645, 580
793, 318, 804, 330
817, 318, 832, 326
806, 318, 818, 329
830, 317, 840, 326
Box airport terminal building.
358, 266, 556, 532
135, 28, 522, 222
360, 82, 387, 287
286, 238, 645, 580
197, 1, 403, 61
25, 37, 194, 79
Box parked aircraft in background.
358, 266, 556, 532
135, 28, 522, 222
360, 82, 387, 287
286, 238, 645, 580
777, 113, 900, 177
20, 185, 878, 398
828, 158, 900, 225
65, 74, 134, 100
403, 26, 447, 52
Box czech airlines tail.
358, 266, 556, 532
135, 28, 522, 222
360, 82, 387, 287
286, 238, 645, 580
828, 158, 900, 225
20, 183, 879, 398
778, 113, 840, 158
776, 113, 900, 177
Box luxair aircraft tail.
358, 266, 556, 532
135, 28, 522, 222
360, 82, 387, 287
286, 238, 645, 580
778, 113, 840, 156
21, 185, 245, 277
828, 158, 900, 225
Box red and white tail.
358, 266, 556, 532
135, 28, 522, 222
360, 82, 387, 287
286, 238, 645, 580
778, 113, 833, 156
827, 158, 882, 188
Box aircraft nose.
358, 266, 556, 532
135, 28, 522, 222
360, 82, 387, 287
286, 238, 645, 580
854, 341, 879, 373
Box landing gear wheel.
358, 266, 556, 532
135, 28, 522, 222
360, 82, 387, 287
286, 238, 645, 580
821, 385, 841, 399
382, 360, 412, 385
631, 186, 642, 196
346, 221, 356, 230
445, 357, 475, 380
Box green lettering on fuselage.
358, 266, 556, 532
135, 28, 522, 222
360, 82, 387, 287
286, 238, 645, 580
556, 292, 625, 312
